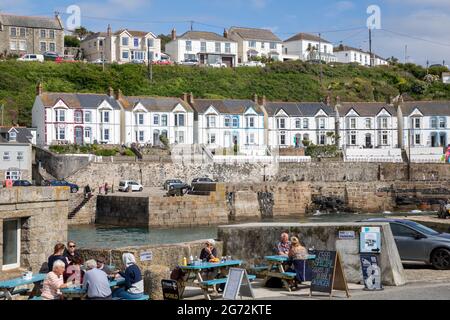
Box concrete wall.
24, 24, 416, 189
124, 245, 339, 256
0, 187, 69, 272
218, 222, 406, 286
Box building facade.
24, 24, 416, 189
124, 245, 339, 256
0, 127, 33, 181
165, 30, 238, 67
334, 45, 388, 67
0, 13, 64, 57
228, 27, 283, 63
282, 33, 337, 63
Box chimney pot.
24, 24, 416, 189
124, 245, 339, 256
253, 94, 258, 103
188, 92, 194, 104
107, 86, 114, 97
171, 28, 177, 41
223, 29, 229, 38
114, 88, 122, 100
36, 82, 43, 96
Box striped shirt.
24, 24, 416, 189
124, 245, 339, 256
41, 272, 63, 300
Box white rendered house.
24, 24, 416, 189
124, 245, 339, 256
334, 45, 388, 66
283, 33, 337, 63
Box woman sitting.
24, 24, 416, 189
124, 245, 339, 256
288, 237, 310, 284
41, 260, 69, 300
47, 243, 69, 272
64, 255, 85, 284
112, 253, 144, 300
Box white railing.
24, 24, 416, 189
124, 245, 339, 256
212, 155, 311, 164
343, 147, 403, 163
408, 147, 445, 163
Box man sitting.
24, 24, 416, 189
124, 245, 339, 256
275, 232, 291, 256
82, 259, 112, 300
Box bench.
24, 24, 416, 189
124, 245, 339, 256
12, 288, 30, 296
201, 275, 256, 287
280, 272, 296, 279
29, 296, 43, 300
122, 294, 150, 301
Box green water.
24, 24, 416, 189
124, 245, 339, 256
69, 211, 436, 249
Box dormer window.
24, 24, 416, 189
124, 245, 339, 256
9, 131, 17, 141
134, 38, 139, 47
413, 117, 421, 129
277, 118, 286, 129
365, 118, 372, 129
122, 37, 129, 46
55, 109, 66, 122
246, 116, 255, 128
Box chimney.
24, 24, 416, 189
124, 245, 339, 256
258, 95, 266, 106
181, 93, 188, 102
253, 94, 258, 103
107, 86, 114, 97
188, 92, 194, 105
336, 96, 341, 106
114, 88, 123, 100
223, 29, 229, 39
171, 28, 177, 41
107, 24, 112, 37
325, 94, 331, 106
36, 82, 43, 96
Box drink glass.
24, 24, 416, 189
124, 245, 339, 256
227, 255, 232, 261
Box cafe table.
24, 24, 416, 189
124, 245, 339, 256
61, 277, 126, 300
263, 255, 316, 292
0, 273, 46, 300
178, 260, 243, 300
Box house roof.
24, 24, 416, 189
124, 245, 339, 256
0, 126, 33, 144
177, 31, 234, 42
123, 96, 194, 112
40, 93, 122, 110
337, 102, 396, 117
229, 27, 281, 42
82, 32, 107, 42
0, 13, 62, 30
334, 45, 386, 61
192, 99, 263, 115
401, 101, 450, 116
114, 29, 153, 37
264, 102, 335, 117
284, 33, 331, 44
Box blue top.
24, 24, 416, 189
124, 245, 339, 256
82, 268, 112, 298
0, 273, 46, 289
61, 278, 125, 295
119, 264, 143, 294
265, 255, 316, 262
179, 260, 242, 270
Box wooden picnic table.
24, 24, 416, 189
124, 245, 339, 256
263, 255, 316, 292
60, 277, 125, 300
0, 273, 46, 300
178, 260, 243, 300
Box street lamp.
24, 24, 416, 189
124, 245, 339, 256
147, 41, 153, 81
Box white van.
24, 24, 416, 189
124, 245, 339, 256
17, 54, 44, 62
118, 180, 144, 192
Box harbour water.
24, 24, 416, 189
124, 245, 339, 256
69, 211, 436, 249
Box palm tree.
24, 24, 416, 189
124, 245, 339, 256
73, 27, 91, 40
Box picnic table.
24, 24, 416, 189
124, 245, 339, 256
0, 273, 46, 300
178, 260, 243, 300
263, 255, 316, 292
61, 277, 125, 300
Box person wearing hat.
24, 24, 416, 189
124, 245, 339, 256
200, 239, 217, 262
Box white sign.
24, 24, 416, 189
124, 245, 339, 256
339, 231, 356, 240
223, 268, 254, 300
140, 251, 153, 262
360, 227, 381, 253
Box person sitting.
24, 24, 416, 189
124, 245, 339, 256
112, 253, 144, 299
64, 255, 85, 284
200, 239, 217, 262
97, 256, 113, 275
84, 185, 92, 199
41, 260, 69, 300
82, 259, 112, 300
47, 243, 69, 272
275, 232, 291, 256
64, 241, 83, 265
289, 237, 310, 284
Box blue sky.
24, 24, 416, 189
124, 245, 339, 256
2, 0, 450, 65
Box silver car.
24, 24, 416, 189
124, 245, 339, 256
364, 219, 450, 270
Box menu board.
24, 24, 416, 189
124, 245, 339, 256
161, 279, 180, 300
310, 250, 337, 294
360, 254, 383, 291
223, 268, 254, 300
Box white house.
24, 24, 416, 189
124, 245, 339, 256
190, 97, 266, 155
283, 33, 337, 63
81, 26, 161, 64
337, 102, 398, 149
264, 101, 336, 148
400, 101, 450, 149
32, 85, 123, 146
122, 96, 194, 146
165, 30, 238, 67
0, 126, 33, 182
443, 72, 450, 84
334, 45, 388, 67
228, 27, 283, 63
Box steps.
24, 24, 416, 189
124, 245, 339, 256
68, 196, 92, 219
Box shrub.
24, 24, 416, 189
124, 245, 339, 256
305, 145, 340, 158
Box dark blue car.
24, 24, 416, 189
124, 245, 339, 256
45, 180, 79, 193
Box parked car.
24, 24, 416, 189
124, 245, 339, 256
91, 58, 107, 64
191, 177, 215, 184
43, 51, 62, 62
167, 181, 191, 197
163, 179, 184, 190
153, 59, 173, 65
12, 180, 33, 187
17, 54, 44, 62
208, 62, 227, 68
362, 218, 450, 270
118, 180, 143, 192
43, 180, 79, 193
179, 59, 199, 66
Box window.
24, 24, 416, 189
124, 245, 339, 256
102, 111, 110, 123
379, 117, 388, 129
135, 113, 144, 125
247, 133, 255, 145
248, 40, 256, 48
277, 118, 286, 129
379, 131, 388, 145
9, 131, 17, 141
122, 51, 129, 59
134, 38, 139, 47
175, 113, 185, 127
431, 117, 438, 128
208, 133, 216, 144
153, 115, 160, 125
224, 117, 231, 127
415, 134, 421, 145
19, 28, 26, 37
2, 219, 21, 269
350, 118, 356, 129
55, 109, 66, 122
270, 42, 277, 50
57, 127, 65, 140
49, 43, 56, 52
161, 115, 168, 126
84, 111, 91, 123
295, 118, 301, 129
261, 42, 265, 49
207, 115, 216, 128
279, 132, 286, 145
324, 45, 327, 53
99, 40, 103, 47
246, 117, 255, 128
84, 127, 91, 139
184, 53, 196, 61
146, 39, 154, 48
103, 129, 110, 141
201, 42, 206, 52
186, 41, 192, 51
318, 118, 326, 129
40, 29, 46, 38
10, 27, 17, 37
215, 42, 221, 53
5, 171, 21, 182
17, 152, 24, 161
74, 110, 83, 123
390, 224, 419, 238
319, 133, 326, 145
303, 118, 309, 129
439, 117, 446, 128
49, 30, 55, 39
139, 131, 145, 142
19, 40, 26, 51
232, 117, 239, 128
414, 118, 421, 129
3, 152, 10, 161
9, 41, 17, 50
40, 42, 46, 52
365, 118, 372, 129
225, 43, 231, 53
122, 37, 129, 46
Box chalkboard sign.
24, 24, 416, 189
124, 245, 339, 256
360, 254, 383, 291
310, 251, 350, 298
223, 268, 254, 300
161, 279, 180, 300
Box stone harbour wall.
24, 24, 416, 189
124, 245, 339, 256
68, 193, 97, 225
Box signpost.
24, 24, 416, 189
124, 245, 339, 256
140, 251, 153, 262
309, 250, 350, 298
223, 268, 255, 300
360, 254, 383, 291
161, 279, 180, 300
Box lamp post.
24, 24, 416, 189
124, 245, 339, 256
147, 41, 153, 81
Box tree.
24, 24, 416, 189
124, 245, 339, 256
158, 34, 172, 52
387, 56, 399, 65
73, 27, 91, 40
64, 35, 81, 48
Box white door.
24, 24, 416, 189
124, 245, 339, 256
2, 219, 21, 271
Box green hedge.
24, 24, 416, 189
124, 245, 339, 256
305, 145, 341, 158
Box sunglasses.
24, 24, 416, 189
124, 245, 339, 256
69, 245, 76, 248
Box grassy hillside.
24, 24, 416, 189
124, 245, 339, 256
0, 60, 449, 126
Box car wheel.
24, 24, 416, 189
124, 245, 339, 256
431, 248, 450, 270
71, 187, 78, 193
139, 188, 143, 192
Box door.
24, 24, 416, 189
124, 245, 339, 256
365, 134, 372, 148
295, 134, 302, 148
75, 127, 83, 145
222, 57, 233, 67
2, 219, 21, 270
390, 223, 426, 261
153, 130, 160, 146
440, 133, 447, 147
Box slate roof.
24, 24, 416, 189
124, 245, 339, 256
284, 33, 331, 44
264, 102, 335, 117
229, 27, 281, 42
0, 127, 33, 144
115, 29, 153, 37
0, 14, 62, 29
82, 32, 107, 42
338, 102, 397, 117
192, 99, 263, 115
40, 93, 122, 110
401, 101, 450, 116
177, 31, 234, 42
124, 96, 194, 112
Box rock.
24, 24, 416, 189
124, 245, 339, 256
143, 265, 171, 300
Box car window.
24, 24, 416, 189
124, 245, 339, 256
403, 221, 440, 236
390, 223, 419, 238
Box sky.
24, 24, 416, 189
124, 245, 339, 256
1, 0, 450, 66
